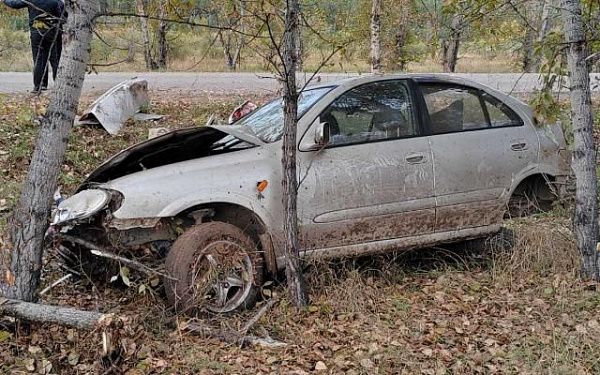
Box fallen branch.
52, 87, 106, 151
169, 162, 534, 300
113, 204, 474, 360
60, 235, 175, 280
0, 298, 113, 330
241, 298, 277, 335
39, 274, 73, 296
183, 322, 286, 348
585, 52, 600, 65
182, 299, 285, 348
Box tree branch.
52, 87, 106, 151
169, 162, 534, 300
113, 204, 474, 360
0, 298, 112, 330
100, 12, 263, 38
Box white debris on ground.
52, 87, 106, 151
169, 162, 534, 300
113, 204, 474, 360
77, 78, 162, 135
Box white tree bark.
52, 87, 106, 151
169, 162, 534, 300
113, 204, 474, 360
0, 0, 105, 301
531, 0, 554, 72
522, 23, 536, 72
521, 0, 539, 72
157, 0, 168, 69
281, 0, 308, 307
560, 0, 599, 280
1, 299, 110, 330
218, 30, 237, 71
393, 3, 410, 71
136, 0, 157, 70
370, 0, 382, 73
442, 13, 462, 73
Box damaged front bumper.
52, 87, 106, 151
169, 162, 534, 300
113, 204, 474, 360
49, 189, 177, 276
53, 190, 108, 226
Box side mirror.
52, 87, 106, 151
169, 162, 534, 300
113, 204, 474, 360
313, 121, 331, 149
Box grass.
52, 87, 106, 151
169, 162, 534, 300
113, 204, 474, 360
0, 92, 599, 374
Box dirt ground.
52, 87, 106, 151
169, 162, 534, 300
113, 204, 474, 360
1, 92, 599, 374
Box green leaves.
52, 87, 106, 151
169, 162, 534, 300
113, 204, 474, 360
0, 330, 11, 343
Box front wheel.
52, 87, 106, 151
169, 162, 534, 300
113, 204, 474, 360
164, 222, 263, 314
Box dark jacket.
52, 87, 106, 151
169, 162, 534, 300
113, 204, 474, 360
4, 0, 65, 29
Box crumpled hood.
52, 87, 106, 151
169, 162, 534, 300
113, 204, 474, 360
99, 145, 276, 220
81, 125, 262, 189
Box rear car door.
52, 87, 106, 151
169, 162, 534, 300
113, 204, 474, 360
297, 79, 436, 252
418, 82, 539, 232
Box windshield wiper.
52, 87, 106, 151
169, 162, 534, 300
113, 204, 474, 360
211, 137, 252, 151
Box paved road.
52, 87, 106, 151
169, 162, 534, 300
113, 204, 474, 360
1, 71, 599, 95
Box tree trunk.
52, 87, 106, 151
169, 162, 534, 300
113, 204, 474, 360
370, 0, 382, 73
394, 21, 408, 71
136, 0, 157, 70
531, 0, 554, 72
1, 299, 110, 330
522, 24, 536, 72
0, 0, 105, 301
157, 0, 168, 69
232, 0, 246, 71
281, 0, 308, 308
218, 31, 236, 71
295, 24, 303, 72
442, 13, 462, 73
521, 0, 539, 73
560, 0, 599, 280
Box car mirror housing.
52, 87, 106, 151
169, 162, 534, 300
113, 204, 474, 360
312, 121, 330, 150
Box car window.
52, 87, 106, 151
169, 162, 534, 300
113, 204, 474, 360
482, 93, 524, 127
320, 80, 417, 146
236, 87, 333, 143
420, 84, 489, 134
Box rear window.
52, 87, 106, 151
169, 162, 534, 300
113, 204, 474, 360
420, 83, 523, 134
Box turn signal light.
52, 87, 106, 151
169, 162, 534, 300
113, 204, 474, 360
257, 180, 269, 193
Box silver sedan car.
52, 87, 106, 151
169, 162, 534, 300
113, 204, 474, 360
51, 75, 570, 313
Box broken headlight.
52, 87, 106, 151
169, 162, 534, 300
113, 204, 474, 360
52, 189, 111, 225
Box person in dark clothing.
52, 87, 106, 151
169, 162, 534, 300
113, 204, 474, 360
1, 0, 66, 92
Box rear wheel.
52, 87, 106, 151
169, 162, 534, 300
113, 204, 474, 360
164, 222, 263, 314
507, 177, 556, 218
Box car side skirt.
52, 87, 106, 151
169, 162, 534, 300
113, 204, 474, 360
276, 225, 502, 268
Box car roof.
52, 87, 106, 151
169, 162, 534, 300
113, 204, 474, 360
305, 73, 530, 114
307, 73, 492, 90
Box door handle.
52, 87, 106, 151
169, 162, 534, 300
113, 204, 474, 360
511, 142, 527, 151
405, 154, 425, 164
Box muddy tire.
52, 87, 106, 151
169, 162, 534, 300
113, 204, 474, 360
164, 222, 263, 314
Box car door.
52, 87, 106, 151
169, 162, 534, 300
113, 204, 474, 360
297, 79, 436, 251
418, 82, 539, 232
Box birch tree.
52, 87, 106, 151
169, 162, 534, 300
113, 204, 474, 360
213, 1, 245, 71
157, 0, 169, 69
135, 0, 158, 70
0, 0, 106, 301
560, 0, 599, 280
442, 13, 462, 72
370, 0, 382, 73
392, 1, 410, 71
531, 0, 554, 71
281, 0, 308, 307
525, 0, 555, 73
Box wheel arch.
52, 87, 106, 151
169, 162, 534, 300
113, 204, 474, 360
175, 202, 279, 275
506, 172, 558, 217
509, 172, 557, 200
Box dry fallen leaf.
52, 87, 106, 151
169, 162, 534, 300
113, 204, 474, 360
24, 358, 35, 372
315, 361, 327, 371
360, 358, 374, 369
67, 352, 79, 366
